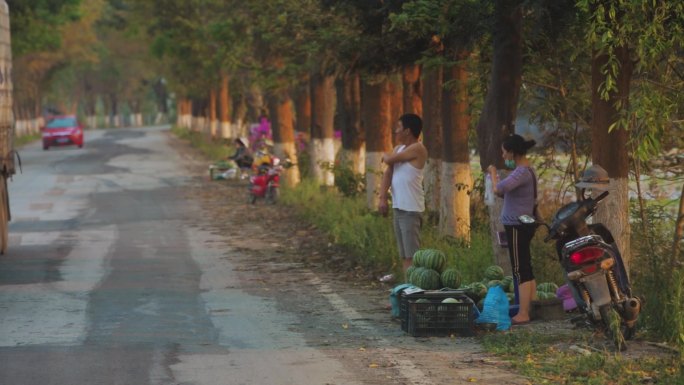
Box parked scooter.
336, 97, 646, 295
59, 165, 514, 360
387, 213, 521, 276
519, 165, 642, 350
247, 156, 285, 204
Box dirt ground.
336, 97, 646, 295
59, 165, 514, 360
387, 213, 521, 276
177, 134, 676, 384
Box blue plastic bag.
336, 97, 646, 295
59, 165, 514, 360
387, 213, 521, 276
476, 285, 511, 331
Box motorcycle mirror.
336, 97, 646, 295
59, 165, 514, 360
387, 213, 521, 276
518, 215, 536, 224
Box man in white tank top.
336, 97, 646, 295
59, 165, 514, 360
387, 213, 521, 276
379, 114, 428, 274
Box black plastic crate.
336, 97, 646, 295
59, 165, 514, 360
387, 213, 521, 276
400, 290, 475, 337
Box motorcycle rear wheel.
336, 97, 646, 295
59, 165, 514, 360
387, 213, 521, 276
265, 186, 279, 204
599, 304, 627, 351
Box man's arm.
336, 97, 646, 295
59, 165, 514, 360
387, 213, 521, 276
378, 165, 393, 216
383, 144, 419, 165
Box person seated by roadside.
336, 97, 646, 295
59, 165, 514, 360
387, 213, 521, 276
229, 137, 254, 170
253, 139, 274, 173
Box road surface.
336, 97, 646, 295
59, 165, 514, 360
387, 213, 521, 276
0, 126, 528, 385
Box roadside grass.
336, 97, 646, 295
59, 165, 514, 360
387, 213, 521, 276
481, 330, 683, 384
170, 126, 233, 160
173, 127, 683, 383
14, 132, 41, 147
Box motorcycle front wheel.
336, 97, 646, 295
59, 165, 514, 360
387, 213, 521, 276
599, 304, 627, 351
247, 191, 257, 204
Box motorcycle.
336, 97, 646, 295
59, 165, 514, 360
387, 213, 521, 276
247, 156, 285, 204
519, 190, 642, 350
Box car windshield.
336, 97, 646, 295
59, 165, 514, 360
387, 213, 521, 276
46, 118, 77, 128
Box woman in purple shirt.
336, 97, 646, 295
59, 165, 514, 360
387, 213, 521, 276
487, 134, 537, 325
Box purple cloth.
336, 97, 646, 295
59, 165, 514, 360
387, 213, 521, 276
556, 284, 577, 311
496, 166, 536, 225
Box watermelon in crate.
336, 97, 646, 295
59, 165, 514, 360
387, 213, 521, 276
412, 249, 447, 273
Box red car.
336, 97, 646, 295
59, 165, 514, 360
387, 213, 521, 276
42, 115, 84, 150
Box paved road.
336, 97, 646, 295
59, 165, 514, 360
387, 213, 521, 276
0, 126, 358, 385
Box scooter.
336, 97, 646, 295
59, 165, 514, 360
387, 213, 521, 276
520, 190, 642, 350
247, 157, 283, 204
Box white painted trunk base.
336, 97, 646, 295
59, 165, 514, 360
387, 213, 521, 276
311, 138, 335, 186
220, 122, 231, 139
365, 152, 385, 210
594, 178, 631, 273
210, 120, 218, 138
274, 142, 300, 187
439, 162, 471, 243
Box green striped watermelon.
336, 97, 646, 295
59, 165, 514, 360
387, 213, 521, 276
412, 249, 447, 273
405, 265, 418, 283
484, 265, 505, 281
537, 282, 559, 294
440, 268, 462, 289
412, 268, 442, 290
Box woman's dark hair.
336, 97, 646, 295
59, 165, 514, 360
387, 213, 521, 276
502, 134, 536, 156
399, 113, 423, 138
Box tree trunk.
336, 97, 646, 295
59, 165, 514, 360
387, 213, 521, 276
671, 183, 684, 276
310, 73, 336, 186
440, 55, 472, 244
475, 2, 522, 170
153, 78, 168, 124
269, 91, 300, 187
209, 88, 218, 139
219, 72, 231, 139
402, 64, 422, 116
591, 46, 633, 271
110, 94, 120, 128
295, 77, 311, 136
422, 66, 443, 223
389, 73, 403, 127
339, 72, 365, 175
363, 78, 393, 210
233, 95, 248, 139
475, 1, 524, 268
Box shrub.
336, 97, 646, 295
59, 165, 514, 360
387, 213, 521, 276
630, 200, 683, 352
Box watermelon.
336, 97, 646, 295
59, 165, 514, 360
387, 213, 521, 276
441, 297, 462, 303
484, 265, 505, 281
412, 249, 447, 273
501, 276, 514, 292
405, 265, 418, 283
408, 267, 427, 287
466, 282, 488, 301
537, 282, 559, 294
440, 268, 462, 289
412, 268, 442, 290
487, 280, 503, 289
536, 291, 556, 300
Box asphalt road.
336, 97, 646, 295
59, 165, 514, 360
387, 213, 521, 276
0, 126, 360, 385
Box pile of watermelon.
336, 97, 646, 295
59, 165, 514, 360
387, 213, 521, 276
405, 249, 461, 291
405, 248, 560, 309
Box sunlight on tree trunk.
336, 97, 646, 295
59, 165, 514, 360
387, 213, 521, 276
219, 72, 231, 139
440, 162, 472, 243
363, 78, 392, 210
209, 88, 217, 138
402, 64, 422, 116
270, 92, 300, 187
310, 74, 336, 186
441, 58, 471, 243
